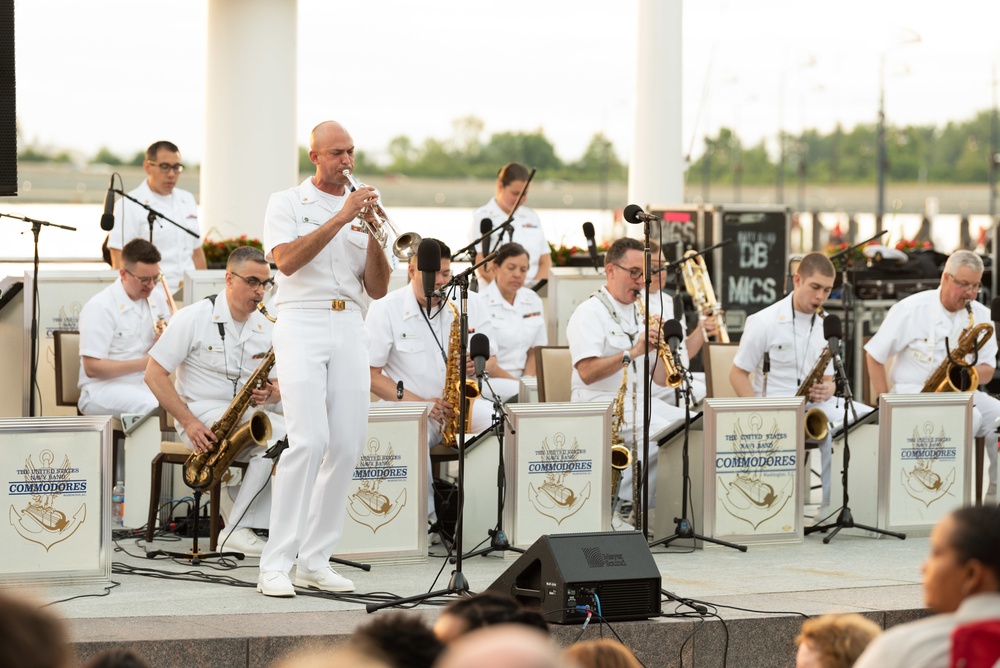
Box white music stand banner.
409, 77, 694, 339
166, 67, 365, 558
704, 397, 805, 544
339, 403, 428, 564
879, 393, 972, 534
0, 417, 112, 585
504, 402, 611, 549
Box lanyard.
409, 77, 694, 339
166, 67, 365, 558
790, 303, 817, 387
419, 305, 449, 365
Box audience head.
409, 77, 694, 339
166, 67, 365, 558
435, 624, 564, 668
349, 611, 442, 668
0, 593, 73, 668
923, 505, 1000, 613
81, 648, 151, 668
271, 645, 389, 668
434, 592, 548, 644
794, 613, 881, 668
562, 638, 642, 668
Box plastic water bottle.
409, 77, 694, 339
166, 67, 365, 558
111, 481, 125, 528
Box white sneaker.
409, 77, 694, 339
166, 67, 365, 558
257, 571, 295, 597
293, 565, 355, 593
220, 527, 266, 557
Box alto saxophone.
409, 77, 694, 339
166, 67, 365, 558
609, 354, 632, 509
795, 307, 830, 442
439, 299, 481, 447
635, 296, 683, 388
922, 303, 994, 393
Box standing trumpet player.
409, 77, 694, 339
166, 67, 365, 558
865, 250, 1000, 501
730, 252, 873, 516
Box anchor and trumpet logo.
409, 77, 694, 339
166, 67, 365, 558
9, 450, 87, 552
346, 438, 407, 533
718, 413, 795, 530
528, 432, 591, 525
900, 420, 956, 508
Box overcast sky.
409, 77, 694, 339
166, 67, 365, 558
13, 0, 1000, 166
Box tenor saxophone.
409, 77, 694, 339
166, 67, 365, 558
922, 303, 994, 392
635, 297, 683, 388
795, 307, 830, 442
439, 299, 481, 447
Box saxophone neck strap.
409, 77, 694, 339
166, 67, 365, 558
205, 294, 225, 339
592, 289, 636, 346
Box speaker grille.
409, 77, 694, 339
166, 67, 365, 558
593, 579, 659, 620
0, 0, 15, 196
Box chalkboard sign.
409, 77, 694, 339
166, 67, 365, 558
714, 207, 789, 339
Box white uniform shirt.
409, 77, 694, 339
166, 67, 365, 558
106, 181, 201, 291
78, 278, 169, 391
367, 285, 497, 401
733, 293, 832, 397
480, 280, 547, 378
865, 288, 998, 393
149, 292, 275, 408
469, 199, 550, 282
263, 177, 370, 309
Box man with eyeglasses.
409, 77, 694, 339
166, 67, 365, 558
78, 238, 170, 418
107, 140, 206, 291
866, 249, 1000, 500
566, 237, 686, 524
144, 246, 286, 557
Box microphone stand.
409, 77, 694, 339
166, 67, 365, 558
805, 348, 906, 543
1, 212, 76, 416
829, 229, 886, 387
366, 254, 495, 612
459, 372, 523, 559
113, 189, 200, 241
649, 355, 747, 552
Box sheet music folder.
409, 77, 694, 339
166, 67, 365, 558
829, 406, 880, 442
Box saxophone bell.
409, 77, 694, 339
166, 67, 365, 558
342, 170, 422, 260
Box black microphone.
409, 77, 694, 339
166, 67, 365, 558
416, 238, 441, 317
623, 204, 658, 225
100, 176, 116, 231
470, 332, 490, 391
396, 380, 404, 400
480, 218, 493, 257
582, 222, 600, 271
663, 319, 684, 358
824, 314, 843, 361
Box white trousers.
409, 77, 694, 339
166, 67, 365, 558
260, 310, 370, 574
79, 377, 158, 419
614, 397, 686, 507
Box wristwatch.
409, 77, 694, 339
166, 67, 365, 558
621, 350, 631, 366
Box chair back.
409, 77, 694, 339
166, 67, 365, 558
703, 342, 740, 398
159, 406, 176, 433
53, 330, 81, 407
534, 346, 572, 402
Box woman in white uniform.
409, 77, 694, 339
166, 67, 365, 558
480, 243, 548, 390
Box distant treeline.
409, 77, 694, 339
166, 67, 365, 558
16, 110, 999, 184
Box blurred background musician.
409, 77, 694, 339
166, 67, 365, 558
145, 246, 284, 557
78, 238, 168, 419
469, 162, 551, 288
865, 249, 1000, 501
107, 140, 206, 292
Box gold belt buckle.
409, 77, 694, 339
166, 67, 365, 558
330, 299, 346, 311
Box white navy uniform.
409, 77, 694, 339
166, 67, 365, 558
480, 279, 547, 381
733, 293, 873, 507
78, 278, 168, 418
469, 198, 550, 284
148, 292, 284, 530
865, 288, 1000, 495
566, 287, 686, 505
106, 180, 202, 292
260, 177, 373, 575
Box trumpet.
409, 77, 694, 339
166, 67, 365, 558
342, 170, 421, 260
680, 249, 729, 342
153, 275, 177, 336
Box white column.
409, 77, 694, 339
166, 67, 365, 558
202, 0, 298, 243
628, 0, 684, 209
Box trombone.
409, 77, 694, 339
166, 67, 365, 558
342, 170, 421, 260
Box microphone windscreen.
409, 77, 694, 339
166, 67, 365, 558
991, 297, 1000, 321
470, 332, 490, 360
623, 204, 643, 225
582, 221, 595, 240
480, 218, 492, 234
663, 318, 684, 342
416, 238, 441, 273
823, 314, 843, 340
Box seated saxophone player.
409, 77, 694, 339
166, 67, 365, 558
365, 238, 502, 522
78, 238, 171, 419
865, 249, 1000, 500
729, 252, 873, 517
566, 237, 686, 519
144, 246, 286, 557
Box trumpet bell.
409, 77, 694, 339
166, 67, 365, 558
393, 231, 422, 260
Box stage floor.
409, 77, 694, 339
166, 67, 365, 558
22, 517, 931, 668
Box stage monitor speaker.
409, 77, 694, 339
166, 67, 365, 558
487, 531, 661, 624
0, 0, 15, 196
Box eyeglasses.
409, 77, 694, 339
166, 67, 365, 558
612, 264, 644, 280
948, 273, 982, 293
231, 271, 275, 291
147, 161, 185, 174
124, 269, 164, 287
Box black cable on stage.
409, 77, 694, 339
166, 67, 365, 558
40, 581, 121, 608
